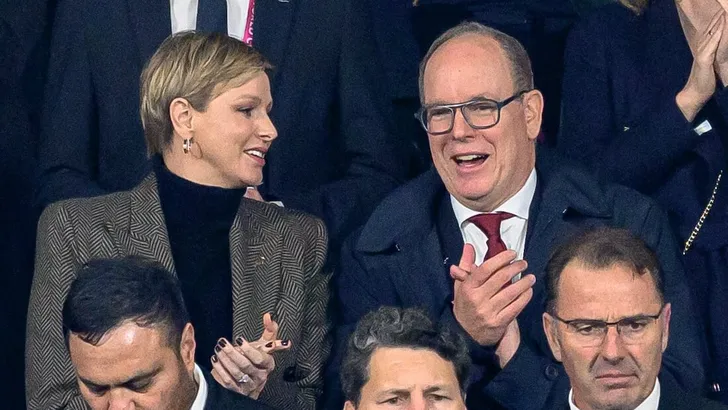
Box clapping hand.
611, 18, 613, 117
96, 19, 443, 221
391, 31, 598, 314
211, 313, 291, 398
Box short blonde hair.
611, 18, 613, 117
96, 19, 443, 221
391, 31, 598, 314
140, 31, 272, 155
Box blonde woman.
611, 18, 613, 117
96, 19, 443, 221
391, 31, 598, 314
27, 31, 329, 410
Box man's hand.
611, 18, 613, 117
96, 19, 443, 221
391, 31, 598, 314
678, 11, 725, 122
450, 244, 535, 346
495, 320, 521, 368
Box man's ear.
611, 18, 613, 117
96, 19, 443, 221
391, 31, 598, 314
169, 97, 194, 141
343, 400, 356, 410
523, 89, 544, 141
542, 312, 563, 362
180, 323, 196, 372
661, 303, 672, 353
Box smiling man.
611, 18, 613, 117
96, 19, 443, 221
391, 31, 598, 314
62, 257, 271, 410
327, 21, 704, 410
543, 228, 726, 410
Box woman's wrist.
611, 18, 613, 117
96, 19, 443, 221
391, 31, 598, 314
676, 87, 705, 122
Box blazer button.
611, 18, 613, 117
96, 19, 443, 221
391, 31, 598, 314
712, 382, 722, 393
544, 364, 559, 380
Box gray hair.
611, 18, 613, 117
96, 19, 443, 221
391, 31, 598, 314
340, 307, 470, 405
418, 21, 534, 103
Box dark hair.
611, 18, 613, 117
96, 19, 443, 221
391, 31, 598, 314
545, 227, 664, 313
340, 307, 470, 405
418, 21, 533, 103
62, 257, 190, 349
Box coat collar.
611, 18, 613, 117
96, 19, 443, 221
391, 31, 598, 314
355, 149, 613, 254
104, 172, 283, 340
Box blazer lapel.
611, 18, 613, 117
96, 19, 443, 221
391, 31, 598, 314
229, 200, 283, 339
253, 0, 297, 83
127, 0, 171, 65
106, 173, 176, 274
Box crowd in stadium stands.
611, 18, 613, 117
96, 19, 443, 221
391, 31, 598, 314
2, 0, 728, 408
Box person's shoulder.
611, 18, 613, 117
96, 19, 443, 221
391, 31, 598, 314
538, 152, 657, 218
567, 2, 643, 56
245, 200, 328, 246
353, 168, 445, 252
38, 188, 133, 233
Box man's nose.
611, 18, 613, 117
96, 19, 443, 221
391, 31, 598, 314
107, 390, 135, 410
600, 326, 627, 362
450, 109, 473, 141
407, 393, 428, 410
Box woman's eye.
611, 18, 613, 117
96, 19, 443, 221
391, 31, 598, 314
238, 107, 254, 117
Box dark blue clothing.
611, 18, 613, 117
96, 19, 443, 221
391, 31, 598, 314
559, 1, 728, 401
155, 158, 243, 368
326, 149, 704, 410
36, 0, 407, 252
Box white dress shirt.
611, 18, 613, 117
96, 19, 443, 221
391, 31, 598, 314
568, 379, 660, 410
190, 364, 209, 410
451, 169, 537, 264
170, 0, 252, 40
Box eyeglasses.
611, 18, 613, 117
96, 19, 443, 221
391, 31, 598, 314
415, 90, 530, 135
551, 305, 665, 347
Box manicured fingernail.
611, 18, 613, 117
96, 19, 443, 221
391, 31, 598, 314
281, 340, 290, 346
265, 341, 274, 348
214, 345, 221, 353
218, 339, 227, 348
211, 354, 218, 363
236, 337, 243, 346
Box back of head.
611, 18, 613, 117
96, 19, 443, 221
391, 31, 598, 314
63, 256, 190, 348
341, 307, 470, 406
139, 31, 272, 155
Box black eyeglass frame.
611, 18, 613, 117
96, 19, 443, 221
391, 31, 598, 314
551, 304, 666, 339
415, 89, 531, 135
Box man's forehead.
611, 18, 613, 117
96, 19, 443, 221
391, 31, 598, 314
556, 261, 662, 312
423, 35, 513, 100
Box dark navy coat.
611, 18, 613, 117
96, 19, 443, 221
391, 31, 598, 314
327, 150, 704, 409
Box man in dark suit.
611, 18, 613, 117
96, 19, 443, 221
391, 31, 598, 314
542, 227, 726, 410
38, 0, 407, 250
62, 257, 273, 410
326, 22, 704, 409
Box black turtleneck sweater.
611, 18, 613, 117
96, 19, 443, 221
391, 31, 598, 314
154, 158, 245, 369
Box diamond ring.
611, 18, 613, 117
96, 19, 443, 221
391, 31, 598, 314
237, 374, 251, 384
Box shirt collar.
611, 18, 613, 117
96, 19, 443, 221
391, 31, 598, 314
190, 364, 209, 410
451, 168, 537, 228
568, 379, 661, 410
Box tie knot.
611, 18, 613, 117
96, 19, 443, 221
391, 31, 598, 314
468, 212, 515, 237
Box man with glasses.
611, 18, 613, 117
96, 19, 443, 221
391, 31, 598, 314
543, 227, 726, 410
325, 21, 702, 409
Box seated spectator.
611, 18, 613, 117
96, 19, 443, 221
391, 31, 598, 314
27, 31, 329, 410
327, 21, 703, 410
37, 0, 408, 253
63, 257, 274, 410
542, 227, 727, 409
559, 1, 728, 401
340, 307, 469, 410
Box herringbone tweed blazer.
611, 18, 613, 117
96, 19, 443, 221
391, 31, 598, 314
26, 173, 330, 410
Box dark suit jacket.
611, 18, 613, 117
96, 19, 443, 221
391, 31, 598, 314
202, 369, 275, 409
37, 0, 407, 250
26, 174, 329, 410
547, 376, 728, 410
559, 1, 728, 401
326, 150, 703, 409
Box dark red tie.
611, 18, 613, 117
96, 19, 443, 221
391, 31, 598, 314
468, 212, 515, 260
